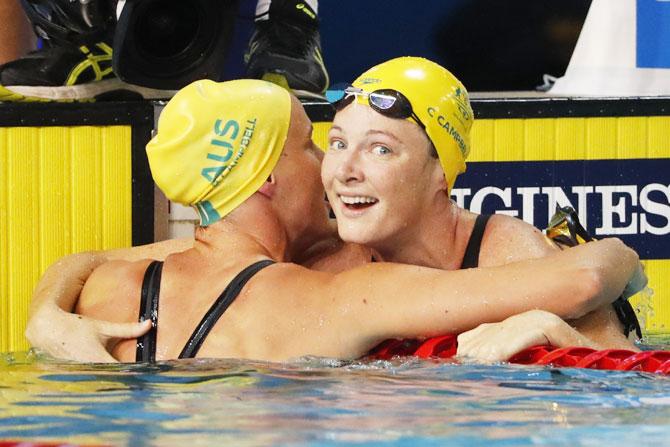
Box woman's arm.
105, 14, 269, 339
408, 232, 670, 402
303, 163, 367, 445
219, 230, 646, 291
330, 238, 640, 339
262, 238, 639, 359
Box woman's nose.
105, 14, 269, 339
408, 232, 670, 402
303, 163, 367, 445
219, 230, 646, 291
335, 149, 363, 183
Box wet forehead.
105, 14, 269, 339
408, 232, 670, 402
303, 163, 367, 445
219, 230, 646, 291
332, 101, 426, 145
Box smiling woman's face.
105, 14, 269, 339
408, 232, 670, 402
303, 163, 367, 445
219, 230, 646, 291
321, 101, 445, 248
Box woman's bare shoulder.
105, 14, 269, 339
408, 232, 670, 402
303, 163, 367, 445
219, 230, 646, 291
480, 214, 557, 266
76, 258, 155, 319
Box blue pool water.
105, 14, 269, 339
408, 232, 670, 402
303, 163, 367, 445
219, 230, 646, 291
1, 338, 670, 447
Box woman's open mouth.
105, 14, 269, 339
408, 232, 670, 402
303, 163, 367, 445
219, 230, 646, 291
339, 195, 379, 211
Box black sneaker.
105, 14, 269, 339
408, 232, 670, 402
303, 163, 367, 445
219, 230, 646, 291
0, 40, 176, 102
245, 0, 329, 99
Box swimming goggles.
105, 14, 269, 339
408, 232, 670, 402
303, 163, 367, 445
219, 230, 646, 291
546, 205, 642, 339
333, 86, 427, 130
546, 205, 592, 247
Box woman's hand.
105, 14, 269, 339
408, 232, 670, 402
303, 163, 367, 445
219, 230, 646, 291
456, 310, 600, 363
26, 307, 151, 363
25, 251, 151, 362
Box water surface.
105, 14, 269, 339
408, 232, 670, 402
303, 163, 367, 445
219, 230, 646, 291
1, 337, 670, 446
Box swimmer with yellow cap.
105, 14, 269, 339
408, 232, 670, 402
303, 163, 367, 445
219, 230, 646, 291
147, 78, 291, 226
44, 76, 641, 362
323, 56, 484, 252
323, 56, 641, 349
147, 77, 336, 240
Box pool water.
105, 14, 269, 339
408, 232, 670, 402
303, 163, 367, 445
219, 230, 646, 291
2, 337, 670, 447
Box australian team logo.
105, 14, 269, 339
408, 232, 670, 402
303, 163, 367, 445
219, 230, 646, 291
451, 86, 472, 124
202, 117, 257, 186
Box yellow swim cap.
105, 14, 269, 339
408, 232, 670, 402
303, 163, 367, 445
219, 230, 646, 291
352, 57, 473, 191
147, 79, 291, 226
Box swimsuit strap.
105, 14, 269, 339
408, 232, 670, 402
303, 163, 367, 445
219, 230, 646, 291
179, 259, 276, 359
136, 260, 164, 363
460, 214, 492, 269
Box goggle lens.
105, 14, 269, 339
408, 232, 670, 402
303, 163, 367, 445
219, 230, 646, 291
369, 92, 397, 110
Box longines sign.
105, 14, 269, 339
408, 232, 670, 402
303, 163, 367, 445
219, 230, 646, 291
454, 159, 670, 259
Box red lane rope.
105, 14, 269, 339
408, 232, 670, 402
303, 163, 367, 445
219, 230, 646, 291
367, 335, 670, 374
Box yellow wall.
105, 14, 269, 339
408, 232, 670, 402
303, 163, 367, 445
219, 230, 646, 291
1, 125, 133, 351
469, 116, 670, 162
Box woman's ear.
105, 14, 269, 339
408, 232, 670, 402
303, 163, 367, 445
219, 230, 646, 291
258, 173, 276, 198
431, 160, 448, 193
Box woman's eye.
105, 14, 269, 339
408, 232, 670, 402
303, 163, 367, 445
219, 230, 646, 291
372, 145, 392, 156
329, 140, 346, 151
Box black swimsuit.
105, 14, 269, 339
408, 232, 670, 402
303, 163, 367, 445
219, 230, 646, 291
135, 259, 275, 362
459, 214, 492, 269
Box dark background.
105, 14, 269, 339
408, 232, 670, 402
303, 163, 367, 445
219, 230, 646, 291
224, 0, 593, 91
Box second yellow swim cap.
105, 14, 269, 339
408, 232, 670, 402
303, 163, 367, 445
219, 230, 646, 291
352, 57, 474, 191
147, 79, 292, 226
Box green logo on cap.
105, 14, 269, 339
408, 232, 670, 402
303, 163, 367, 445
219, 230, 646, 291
202, 119, 240, 184
201, 118, 258, 186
